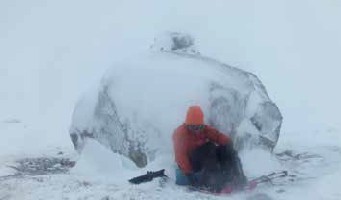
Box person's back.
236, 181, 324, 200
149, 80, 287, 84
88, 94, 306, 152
172, 105, 247, 192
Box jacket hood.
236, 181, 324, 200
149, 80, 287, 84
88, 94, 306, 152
185, 106, 204, 125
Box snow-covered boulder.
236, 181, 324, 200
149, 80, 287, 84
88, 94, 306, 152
150, 32, 199, 54
70, 32, 282, 168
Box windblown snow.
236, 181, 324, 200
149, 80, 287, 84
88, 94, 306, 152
1, 0, 341, 199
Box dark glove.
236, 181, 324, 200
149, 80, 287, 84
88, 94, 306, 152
186, 173, 199, 187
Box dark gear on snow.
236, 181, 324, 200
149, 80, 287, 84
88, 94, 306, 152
217, 144, 247, 188
188, 142, 247, 192
128, 169, 167, 184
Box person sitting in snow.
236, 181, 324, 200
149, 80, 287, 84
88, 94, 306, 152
172, 105, 247, 192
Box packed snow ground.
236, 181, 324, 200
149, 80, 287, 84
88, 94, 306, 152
1, 0, 341, 199
1, 138, 341, 200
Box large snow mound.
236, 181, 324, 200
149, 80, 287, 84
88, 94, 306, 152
71, 139, 137, 179
70, 33, 282, 167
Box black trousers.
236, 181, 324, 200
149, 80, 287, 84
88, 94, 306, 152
189, 142, 246, 192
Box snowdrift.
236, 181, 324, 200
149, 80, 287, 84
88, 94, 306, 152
69, 33, 282, 167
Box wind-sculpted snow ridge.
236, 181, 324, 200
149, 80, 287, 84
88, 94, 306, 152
69, 32, 282, 167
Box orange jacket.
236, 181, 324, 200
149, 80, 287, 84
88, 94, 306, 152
172, 124, 231, 174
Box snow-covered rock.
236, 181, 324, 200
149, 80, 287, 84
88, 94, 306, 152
69, 32, 282, 168
150, 32, 199, 54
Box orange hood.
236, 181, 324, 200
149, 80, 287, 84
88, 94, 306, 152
185, 106, 204, 125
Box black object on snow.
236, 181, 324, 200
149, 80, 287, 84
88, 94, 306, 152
128, 169, 168, 184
